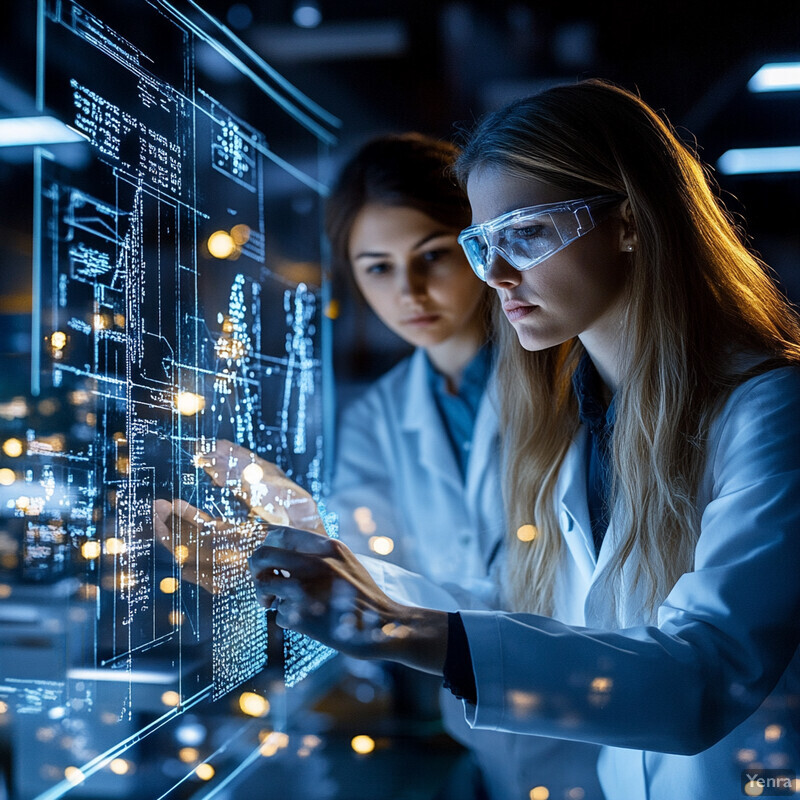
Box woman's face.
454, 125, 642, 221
466, 166, 630, 355
348, 203, 486, 350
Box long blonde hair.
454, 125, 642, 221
456, 80, 800, 619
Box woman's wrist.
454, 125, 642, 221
383, 605, 449, 676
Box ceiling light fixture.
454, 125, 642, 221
717, 146, 800, 175
0, 116, 84, 147
748, 62, 800, 93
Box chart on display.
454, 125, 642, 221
0, 1, 340, 797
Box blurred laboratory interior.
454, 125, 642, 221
0, 1, 798, 799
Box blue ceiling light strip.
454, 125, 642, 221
718, 146, 800, 175
748, 62, 800, 93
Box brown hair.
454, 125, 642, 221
325, 132, 472, 279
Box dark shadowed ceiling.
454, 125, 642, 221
1, 0, 799, 380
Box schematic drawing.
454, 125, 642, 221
0, 1, 340, 797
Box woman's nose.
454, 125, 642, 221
399, 266, 427, 297
485, 250, 522, 289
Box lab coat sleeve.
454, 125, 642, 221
459, 367, 800, 755
356, 554, 496, 612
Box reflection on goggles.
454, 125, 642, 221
458, 195, 623, 281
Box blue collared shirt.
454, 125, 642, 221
424, 345, 493, 480
572, 353, 616, 556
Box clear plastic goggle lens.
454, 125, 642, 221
458, 195, 622, 281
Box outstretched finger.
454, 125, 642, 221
199, 439, 246, 485
209, 439, 252, 464
153, 500, 176, 544
170, 499, 221, 528
203, 440, 289, 483
154, 498, 174, 525
153, 499, 213, 536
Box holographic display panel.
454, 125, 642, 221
0, 1, 339, 798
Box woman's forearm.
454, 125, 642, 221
382, 605, 449, 675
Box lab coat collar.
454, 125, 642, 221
399, 349, 501, 498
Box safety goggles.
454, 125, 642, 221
458, 195, 622, 281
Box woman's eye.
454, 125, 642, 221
420, 248, 449, 263
364, 262, 391, 275
511, 224, 546, 239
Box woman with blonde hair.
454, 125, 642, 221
158, 130, 604, 799
249, 78, 800, 799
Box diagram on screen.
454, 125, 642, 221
0, 1, 340, 797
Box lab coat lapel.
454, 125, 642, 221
465, 376, 503, 561
400, 349, 462, 492
558, 430, 648, 627
555, 427, 597, 585
586, 515, 648, 628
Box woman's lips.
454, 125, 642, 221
402, 314, 441, 326
502, 301, 536, 322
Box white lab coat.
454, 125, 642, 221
445, 366, 800, 800
329, 347, 504, 593
330, 348, 605, 799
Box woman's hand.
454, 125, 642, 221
153, 498, 267, 595
248, 526, 449, 675
198, 440, 326, 535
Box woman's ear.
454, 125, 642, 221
618, 199, 638, 253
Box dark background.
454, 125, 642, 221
1, 0, 799, 389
